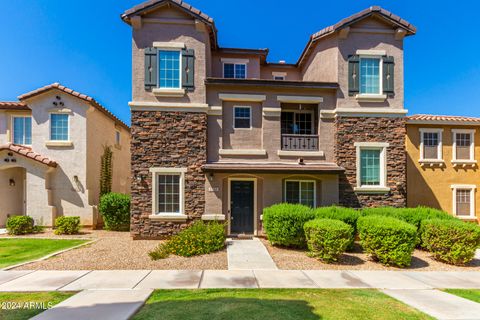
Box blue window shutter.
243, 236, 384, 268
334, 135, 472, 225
144, 47, 157, 90
383, 56, 395, 96
348, 55, 360, 96
182, 48, 195, 91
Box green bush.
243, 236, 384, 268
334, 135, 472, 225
420, 219, 480, 265
314, 206, 362, 232
6, 216, 34, 235
362, 206, 454, 229
357, 215, 417, 267
149, 221, 226, 260
99, 193, 131, 231
54, 216, 81, 235
263, 203, 315, 247
304, 218, 353, 263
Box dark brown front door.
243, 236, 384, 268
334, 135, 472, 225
230, 180, 254, 234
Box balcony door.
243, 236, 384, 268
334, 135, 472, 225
281, 111, 314, 135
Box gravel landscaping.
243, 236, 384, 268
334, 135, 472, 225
260, 239, 480, 271
5, 229, 227, 270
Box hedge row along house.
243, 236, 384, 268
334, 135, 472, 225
123, 0, 417, 238
0, 84, 131, 227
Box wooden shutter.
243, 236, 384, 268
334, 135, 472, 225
348, 55, 360, 96
182, 48, 195, 91
144, 47, 157, 90
383, 56, 395, 96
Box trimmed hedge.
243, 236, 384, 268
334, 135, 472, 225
313, 206, 362, 232
304, 218, 353, 263
357, 215, 417, 267
6, 216, 34, 235
263, 203, 315, 247
149, 221, 226, 260
54, 216, 81, 235
421, 219, 480, 265
99, 193, 131, 231
362, 206, 454, 229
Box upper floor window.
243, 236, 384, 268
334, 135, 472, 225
159, 50, 181, 88
12, 116, 32, 145
285, 180, 316, 207
281, 111, 314, 135
360, 57, 381, 94
50, 114, 69, 141
224, 63, 246, 79
419, 128, 443, 161
272, 72, 286, 81
233, 106, 251, 129
452, 129, 475, 162
354, 142, 389, 192
115, 130, 121, 145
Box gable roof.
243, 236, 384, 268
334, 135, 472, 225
0, 143, 57, 167
0, 101, 30, 111
18, 83, 130, 131
407, 114, 480, 125
297, 6, 416, 66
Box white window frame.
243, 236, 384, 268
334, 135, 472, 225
284, 179, 317, 207
451, 184, 476, 219
115, 130, 121, 146
419, 128, 443, 162
233, 106, 252, 129
11, 115, 32, 146
358, 55, 383, 96
452, 129, 476, 163
354, 142, 390, 193
157, 48, 182, 89
281, 109, 315, 135
49, 113, 70, 142
272, 72, 287, 80
150, 167, 187, 217
222, 58, 248, 79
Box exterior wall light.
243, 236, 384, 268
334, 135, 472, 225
9, 179, 15, 187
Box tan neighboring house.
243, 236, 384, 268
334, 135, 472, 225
122, 0, 416, 238
0, 83, 131, 227
407, 115, 480, 222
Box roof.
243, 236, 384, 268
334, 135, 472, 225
18, 83, 130, 131
0, 144, 57, 167
202, 162, 345, 174
0, 101, 30, 111
297, 6, 417, 66
205, 78, 339, 90
407, 114, 480, 125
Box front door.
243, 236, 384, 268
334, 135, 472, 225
230, 180, 254, 234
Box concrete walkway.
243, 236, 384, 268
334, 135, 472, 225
226, 238, 277, 270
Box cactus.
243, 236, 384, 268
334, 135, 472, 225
100, 145, 113, 196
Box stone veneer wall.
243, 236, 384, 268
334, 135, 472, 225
130, 111, 207, 239
334, 116, 406, 208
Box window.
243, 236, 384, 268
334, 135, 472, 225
233, 106, 251, 129
150, 168, 186, 216
159, 50, 181, 88
285, 180, 315, 207
50, 114, 69, 141
419, 129, 443, 161
354, 142, 389, 192
281, 111, 314, 135
223, 63, 246, 79
360, 57, 381, 94
272, 72, 286, 81
12, 116, 32, 145
115, 130, 121, 145
452, 129, 475, 162
452, 185, 475, 218
273, 75, 285, 80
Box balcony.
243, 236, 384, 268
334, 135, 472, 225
281, 134, 319, 151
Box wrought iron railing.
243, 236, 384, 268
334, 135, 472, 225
281, 134, 319, 151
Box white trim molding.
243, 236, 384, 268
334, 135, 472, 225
201, 214, 226, 221
451, 184, 476, 219
277, 95, 323, 104
354, 142, 390, 194
129, 101, 209, 113
233, 105, 252, 129
221, 58, 249, 64
419, 128, 443, 163
219, 93, 266, 102
152, 88, 186, 97
45, 141, 73, 147
277, 150, 325, 157
320, 108, 408, 118
207, 106, 222, 116
355, 94, 387, 103
219, 149, 267, 156
356, 49, 387, 56
262, 107, 281, 117
150, 167, 187, 219
153, 42, 185, 49
452, 129, 476, 165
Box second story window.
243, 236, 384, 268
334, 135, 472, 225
420, 129, 443, 161
224, 63, 246, 79
12, 116, 32, 145
159, 50, 181, 88
452, 129, 475, 162
50, 114, 69, 141
115, 130, 121, 145
233, 106, 251, 129
281, 111, 313, 135
360, 57, 381, 94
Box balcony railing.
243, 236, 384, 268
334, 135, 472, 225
281, 134, 319, 151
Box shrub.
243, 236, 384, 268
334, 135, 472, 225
357, 215, 417, 267
263, 203, 315, 247
362, 206, 454, 229
6, 216, 34, 235
313, 206, 362, 232
304, 218, 353, 263
149, 221, 226, 260
54, 216, 81, 235
99, 193, 131, 231
421, 219, 480, 265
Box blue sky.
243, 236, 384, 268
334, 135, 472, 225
1, 0, 479, 125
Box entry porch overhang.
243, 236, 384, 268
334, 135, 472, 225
0, 144, 57, 168
202, 162, 345, 174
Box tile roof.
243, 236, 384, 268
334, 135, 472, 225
0, 143, 57, 167
0, 101, 30, 111
407, 114, 480, 124
18, 83, 130, 131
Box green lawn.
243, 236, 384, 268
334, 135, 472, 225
444, 289, 480, 303
0, 291, 75, 320
0, 238, 88, 268
133, 289, 433, 320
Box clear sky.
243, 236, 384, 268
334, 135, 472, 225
1, 0, 479, 125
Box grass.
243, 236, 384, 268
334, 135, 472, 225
0, 238, 88, 268
0, 291, 75, 320
133, 289, 433, 320
444, 289, 480, 303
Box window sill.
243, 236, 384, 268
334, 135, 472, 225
277, 150, 325, 157
219, 149, 267, 156
354, 186, 390, 194
45, 141, 73, 147
201, 214, 226, 221
452, 160, 477, 167
456, 216, 478, 221
149, 214, 188, 222
355, 94, 387, 102
152, 88, 185, 97
419, 159, 445, 167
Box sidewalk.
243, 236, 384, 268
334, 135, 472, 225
227, 238, 278, 270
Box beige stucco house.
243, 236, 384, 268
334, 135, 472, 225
0, 83, 131, 227
123, 0, 416, 238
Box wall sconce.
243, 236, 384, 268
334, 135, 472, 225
208, 172, 214, 181
73, 175, 79, 183
9, 179, 15, 187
